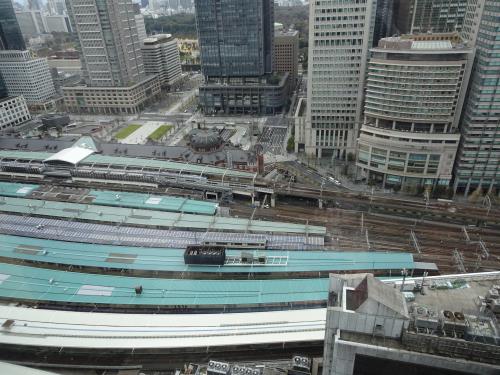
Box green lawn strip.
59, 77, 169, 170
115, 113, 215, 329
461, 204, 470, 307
114, 124, 142, 140
148, 124, 173, 141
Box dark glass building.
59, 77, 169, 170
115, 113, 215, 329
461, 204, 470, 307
0, 0, 26, 98
0, 0, 26, 51
194, 0, 273, 78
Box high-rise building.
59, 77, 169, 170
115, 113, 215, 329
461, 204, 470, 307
0, 50, 57, 110
0, 96, 31, 132
15, 10, 47, 38
274, 28, 299, 90
47, 0, 67, 15
63, 0, 160, 114
406, 0, 468, 34
194, 0, 288, 115
195, 0, 273, 78
373, 0, 394, 46
304, 0, 377, 159
141, 34, 182, 90
453, 0, 500, 195
65, 0, 145, 88
135, 14, 147, 43
0, 0, 26, 51
356, 34, 473, 192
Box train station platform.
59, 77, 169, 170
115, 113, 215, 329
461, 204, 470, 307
89, 190, 218, 215
0, 197, 326, 235
0, 234, 417, 276
0, 262, 329, 309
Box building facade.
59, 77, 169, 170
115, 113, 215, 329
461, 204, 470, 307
141, 34, 182, 90
0, 0, 26, 51
45, 15, 72, 33
274, 28, 299, 89
135, 14, 147, 43
15, 10, 47, 38
194, 0, 273, 78
0, 50, 57, 110
63, 75, 160, 114
199, 73, 289, 115
409, 0, 468, 34
0, 96, 31, 132
305, 0, 377, 160
356, 35, 473, 191
194, 0, 287, 115
65, 0, 145, 87
453, 0, 500, 196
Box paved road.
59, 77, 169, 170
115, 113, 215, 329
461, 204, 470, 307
281, 160, 345, 190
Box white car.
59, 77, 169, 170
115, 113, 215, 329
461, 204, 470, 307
328, 176, 341, 186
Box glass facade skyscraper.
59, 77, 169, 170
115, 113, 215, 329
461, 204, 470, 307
0, 0, 26, 51
453, 0, 500, 195
194, 0, 273, 78
0, 0, 26, 99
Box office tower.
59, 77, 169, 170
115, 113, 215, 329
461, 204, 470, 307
453, 0, 500, 196
141, 34, 182, 90
15, 10, 47, 38
356, 34, 473, 192
47, 0, 67, 15
304, 0, 377, 159
373, 0, 394, 46
0, 0, 26, 51
0, 50, 57, 110
274, 27, 299, 90
135, 14, 147, 43
404, 0, 468, 34
28, 0, 42, 10
66, 0, 145, 88
45, 15, 72, 33
0, 96, 31, 132
195, 0, 288, 115
195, 0, 273, 78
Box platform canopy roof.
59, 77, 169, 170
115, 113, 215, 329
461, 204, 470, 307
43, 146, 95, 165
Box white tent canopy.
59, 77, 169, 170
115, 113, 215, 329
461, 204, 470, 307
43, 146, 95, 165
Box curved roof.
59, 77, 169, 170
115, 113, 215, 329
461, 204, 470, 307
0, 305, 326, 349
43, 146, 95, 165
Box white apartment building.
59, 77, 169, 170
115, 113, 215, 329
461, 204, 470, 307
0, 50, 57, 110
141, 34, 182, 90
356, 34, 473, 191
304, 0, 377, 160
0, 96, 31, 132
65, 0, 145, 87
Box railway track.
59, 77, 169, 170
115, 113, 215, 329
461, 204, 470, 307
230, 201, 500, 274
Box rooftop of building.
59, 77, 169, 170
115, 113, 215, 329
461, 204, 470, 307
328, 272, 500, 366
0, 137, 258, 177
375, 33, 470, 53
275, 29, 299, 37
143, 33, 174, 45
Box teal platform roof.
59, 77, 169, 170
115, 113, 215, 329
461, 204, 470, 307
90, 190, 218, 215
0, 262, 329, 306
0, 197, 326, 235
0, 150, 255, 179
0, 182, 38, 197
0, 234, 415, 274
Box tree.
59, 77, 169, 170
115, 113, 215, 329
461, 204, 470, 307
287, 135, 295, 153
468, 185, 483, 203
